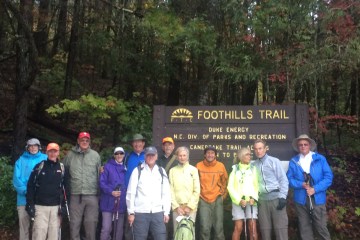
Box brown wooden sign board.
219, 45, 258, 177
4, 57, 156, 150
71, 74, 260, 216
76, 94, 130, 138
152, 104, 309, 170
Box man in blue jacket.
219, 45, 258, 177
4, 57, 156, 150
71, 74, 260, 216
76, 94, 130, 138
13, 138, 47, 240
287, 134, 333, 240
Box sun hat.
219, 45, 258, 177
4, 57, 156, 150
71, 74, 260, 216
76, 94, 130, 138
292, 134, 317, 152
131, 133, 145, 142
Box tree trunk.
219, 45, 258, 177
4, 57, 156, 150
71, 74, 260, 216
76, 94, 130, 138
64, 0, 81, 99
34, 0, 50, 56
4, 0, 39, 163
51, 0, 68, 55
0, 2, 5, 54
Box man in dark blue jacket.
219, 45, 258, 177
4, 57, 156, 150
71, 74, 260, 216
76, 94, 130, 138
287, 134, 333, 240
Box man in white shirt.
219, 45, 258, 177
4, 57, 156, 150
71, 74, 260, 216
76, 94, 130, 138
126, 146, 171, 240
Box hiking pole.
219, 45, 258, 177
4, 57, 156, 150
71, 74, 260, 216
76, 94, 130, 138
242, 196, 247, 240
305, 174, 314, 223
62, 186, 70, 222
112, 184, 121, 240
250, 197, 255, 240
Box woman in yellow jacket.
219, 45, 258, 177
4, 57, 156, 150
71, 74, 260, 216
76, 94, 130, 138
169, 146, 200, 236
227, 148, 259, 240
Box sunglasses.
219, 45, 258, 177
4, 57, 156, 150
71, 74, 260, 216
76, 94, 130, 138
114, 152, 125, 155
298, 143, 309, 147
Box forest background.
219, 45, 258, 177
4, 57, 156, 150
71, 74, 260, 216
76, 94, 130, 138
0, 0, 360, 239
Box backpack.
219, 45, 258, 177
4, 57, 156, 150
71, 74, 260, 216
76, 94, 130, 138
174, 217, 195, 240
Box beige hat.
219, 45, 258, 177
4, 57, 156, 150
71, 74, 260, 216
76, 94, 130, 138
292, 134, 317, 152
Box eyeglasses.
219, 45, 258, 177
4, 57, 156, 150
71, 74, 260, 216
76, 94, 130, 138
114, 152, 124, 155
298, 143, 309, 147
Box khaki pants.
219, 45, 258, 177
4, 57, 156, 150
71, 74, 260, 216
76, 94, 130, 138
32, 205, 60, 240
17, 206, 31, 240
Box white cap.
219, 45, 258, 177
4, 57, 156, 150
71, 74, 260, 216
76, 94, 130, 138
114, 147, 125, 154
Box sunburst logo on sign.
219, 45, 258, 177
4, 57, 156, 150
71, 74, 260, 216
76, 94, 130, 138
170, 108, 193, 122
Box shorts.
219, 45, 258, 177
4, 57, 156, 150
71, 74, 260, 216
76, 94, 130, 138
232, 203, 258, 220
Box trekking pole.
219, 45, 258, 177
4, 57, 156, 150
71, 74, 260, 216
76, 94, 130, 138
305, 174, 314, 223
242, 196, 247, 240
62, 186, 70, 222
250, 197, 255, 240
112, 184, 121, 240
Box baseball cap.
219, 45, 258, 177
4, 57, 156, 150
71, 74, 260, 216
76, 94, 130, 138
114, 147, 125, 154
144, 146, 157, 156
162, 137, 174, 144
204, 146, 217, 155
78, 132, 91, 139
46, 143, 60, 151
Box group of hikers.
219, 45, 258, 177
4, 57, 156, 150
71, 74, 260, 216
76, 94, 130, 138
13, 132, 333, 240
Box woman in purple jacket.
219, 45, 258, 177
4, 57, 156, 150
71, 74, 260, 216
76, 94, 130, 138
100, 147, 127, 240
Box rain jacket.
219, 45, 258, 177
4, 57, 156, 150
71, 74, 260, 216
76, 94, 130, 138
287, 152, 333, 205
169, 162, 200, 211
227, 162, 259, 205
253, 154, 288, 200
99, 159, 127, 213
13, 151, 47, 206
196, 159, 228, 203
63, 146, 101, 195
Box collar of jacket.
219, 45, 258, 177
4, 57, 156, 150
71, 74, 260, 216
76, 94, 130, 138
203, 159, 217, 167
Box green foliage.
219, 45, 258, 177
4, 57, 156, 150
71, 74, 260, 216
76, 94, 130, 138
355, 207, 360, 217
46, 94, 152, 145
0, 156, 17, 226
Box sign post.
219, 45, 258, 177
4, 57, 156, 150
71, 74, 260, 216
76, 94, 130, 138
152, 104, 309, 170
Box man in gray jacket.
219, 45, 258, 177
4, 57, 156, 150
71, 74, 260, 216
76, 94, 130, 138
63, 132, 101, 240
253, 139, 289, 240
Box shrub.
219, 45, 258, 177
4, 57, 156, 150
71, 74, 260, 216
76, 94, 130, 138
0, 156, 17, 226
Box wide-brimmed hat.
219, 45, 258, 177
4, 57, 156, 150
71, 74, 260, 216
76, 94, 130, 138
292, 134, 317, 152
131, 133, 145, 142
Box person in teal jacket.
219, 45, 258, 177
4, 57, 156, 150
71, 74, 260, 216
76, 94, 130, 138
13, 138, 47, 240
228, 147, 259, 240
287, 134, 333, 240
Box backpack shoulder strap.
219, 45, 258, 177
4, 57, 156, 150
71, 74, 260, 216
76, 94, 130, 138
137, 162, 144, 180
33, 160, 45, 186
165, 155, 177, 173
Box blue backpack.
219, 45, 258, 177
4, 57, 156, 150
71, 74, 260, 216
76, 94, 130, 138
174, 217, 195, 240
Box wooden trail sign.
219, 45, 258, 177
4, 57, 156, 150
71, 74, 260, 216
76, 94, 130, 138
152, 104, 309, 170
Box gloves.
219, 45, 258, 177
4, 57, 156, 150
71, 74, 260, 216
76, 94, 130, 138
25, 203, 35, 220
277, 198, 287, 210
